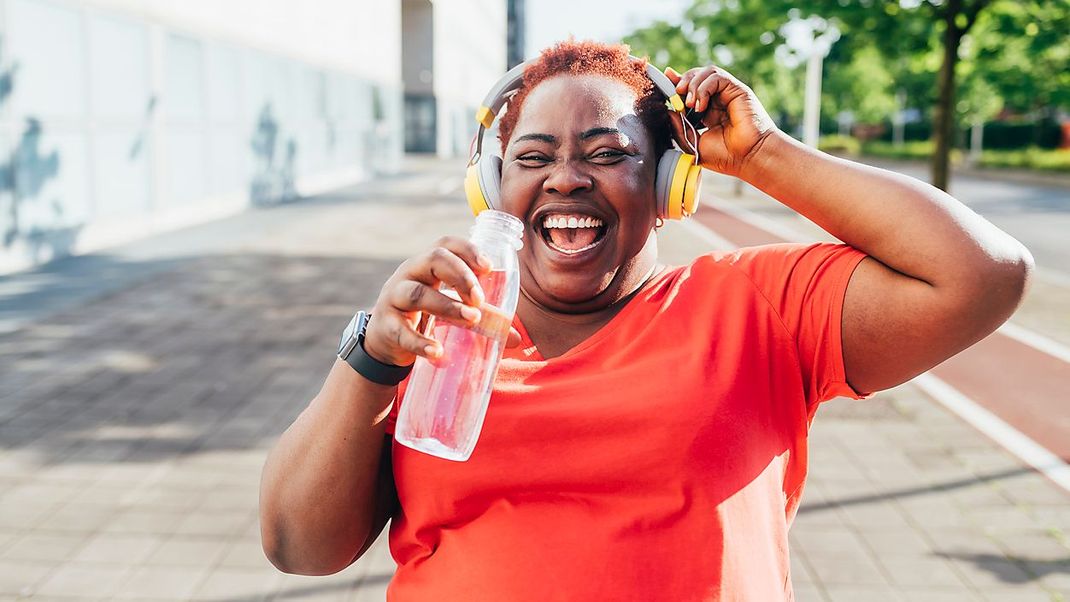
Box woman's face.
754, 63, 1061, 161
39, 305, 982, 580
500, 74, 660, 314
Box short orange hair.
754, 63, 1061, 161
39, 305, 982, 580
497, 40, 673, 156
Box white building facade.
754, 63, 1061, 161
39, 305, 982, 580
0, 0, 415, 274
402, 0, 507, 157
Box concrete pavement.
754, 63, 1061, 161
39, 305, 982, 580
0, 156, 1067, 601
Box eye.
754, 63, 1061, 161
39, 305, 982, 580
590, 149, 627, 164
516, 154, 551, 166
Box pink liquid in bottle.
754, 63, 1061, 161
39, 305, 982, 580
395, 211, 522, 461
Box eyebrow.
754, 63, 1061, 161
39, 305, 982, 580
514, 127, 624, 144
515, 133, 556, 143
579, 127, 622, 140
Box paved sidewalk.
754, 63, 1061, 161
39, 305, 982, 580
0, 157, 1067, 601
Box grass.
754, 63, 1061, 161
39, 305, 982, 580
818, 136, 1070, 173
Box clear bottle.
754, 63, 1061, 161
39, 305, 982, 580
395, 210, 523, 461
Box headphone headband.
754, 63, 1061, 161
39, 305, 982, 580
474, 55, 686, 132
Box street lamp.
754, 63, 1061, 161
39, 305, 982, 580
780, 15, 840, 148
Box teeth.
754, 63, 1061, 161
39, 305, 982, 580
541, 214, 605, 229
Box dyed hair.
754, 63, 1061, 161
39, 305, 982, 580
497, 40, 673, 156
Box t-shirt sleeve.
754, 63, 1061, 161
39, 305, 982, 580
728, 242, 870, 406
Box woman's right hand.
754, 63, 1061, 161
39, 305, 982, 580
363, 237, 521, 368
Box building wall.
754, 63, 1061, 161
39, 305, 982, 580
0, 0, 404, 274
432, 0, 507, 158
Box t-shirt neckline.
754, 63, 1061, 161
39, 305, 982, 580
512, 266, 677, 362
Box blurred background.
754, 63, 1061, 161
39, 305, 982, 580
0, 1, 1067, 601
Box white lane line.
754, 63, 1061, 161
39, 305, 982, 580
913, 373, 1070, 494
700, 196, 1070, 491
710, 197, 1070, 365
998, 322, 1070, 366
680, 218, 736, 251
711, 200, 817, 245
1036, 265, 1070, 289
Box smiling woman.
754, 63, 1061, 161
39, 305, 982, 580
259, 40, 1033, 601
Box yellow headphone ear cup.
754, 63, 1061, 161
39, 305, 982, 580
464, 164, 491, 216
666, 154, 693, 220
681, 163, 702, 217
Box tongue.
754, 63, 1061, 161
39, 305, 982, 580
548, 228, 598, 251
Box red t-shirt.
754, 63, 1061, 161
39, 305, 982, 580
383, 243, 867, 601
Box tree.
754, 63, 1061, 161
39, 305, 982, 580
624, 1, 806, 129
625, 0, 1069, 190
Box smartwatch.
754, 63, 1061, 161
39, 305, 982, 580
337, 311, 413, 386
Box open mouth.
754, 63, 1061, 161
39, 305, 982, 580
537, 212, 609, 256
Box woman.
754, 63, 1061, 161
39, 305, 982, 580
259, 41, 1032, 600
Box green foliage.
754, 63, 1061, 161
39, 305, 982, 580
822, 45, 897, 125
622, 0, 1070, 179
979, 147, 1070, 172
862, 140, 963, 163
859, 140, 1070, 172
818, 134, 861, 156
967, 0, 1070, 113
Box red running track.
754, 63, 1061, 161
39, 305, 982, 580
693, 204, 1070, 462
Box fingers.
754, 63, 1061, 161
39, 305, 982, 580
694, 73, 734, 113
366, 237, 493, 365
373, 311, 443, 361
671, 65, 746, 114
401, 237, 488, 307
505, 327, 522, 349
388, 281, 483, 326
673, 67, 703, 103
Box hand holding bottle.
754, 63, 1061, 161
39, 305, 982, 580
364, 236, 522, 369
395, 210, 524, 461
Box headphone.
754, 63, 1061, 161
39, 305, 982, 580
464, 56, 703, 221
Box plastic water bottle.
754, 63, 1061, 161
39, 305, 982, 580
395, 210, 523, 461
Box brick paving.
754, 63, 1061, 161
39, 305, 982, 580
0, 157, 1067, 601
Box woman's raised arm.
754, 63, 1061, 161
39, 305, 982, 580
667, 65, 1033, 394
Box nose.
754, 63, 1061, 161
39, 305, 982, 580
543, 159, 593, 197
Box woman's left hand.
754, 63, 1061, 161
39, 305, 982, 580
664, 65, 778, 178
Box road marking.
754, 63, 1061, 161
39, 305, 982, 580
679, 218, 736, 251
699, 196, 1070, 493
711, 201, 817, 245
1036, 265, 1070, 289
998, 321, 1070, 366
711, 198, 1068, 363
913, 373, 1070, 493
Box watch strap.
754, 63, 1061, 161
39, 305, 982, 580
340, 312, 414, 386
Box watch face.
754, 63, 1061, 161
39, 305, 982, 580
339, 314, 358, 354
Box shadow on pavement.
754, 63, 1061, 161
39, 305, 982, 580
936, 551, 1069, 586
799, 465, 1035, 513
0, 252, 403, 466
0, 253, 184, 334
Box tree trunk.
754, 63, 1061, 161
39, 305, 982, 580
932, 0, 963, 192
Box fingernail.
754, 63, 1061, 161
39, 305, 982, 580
686, 91, 693, 105
460, 305, 481, 323
472, 285, 485, 306
424, 344, 440, 357
477, 254, 492, 269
